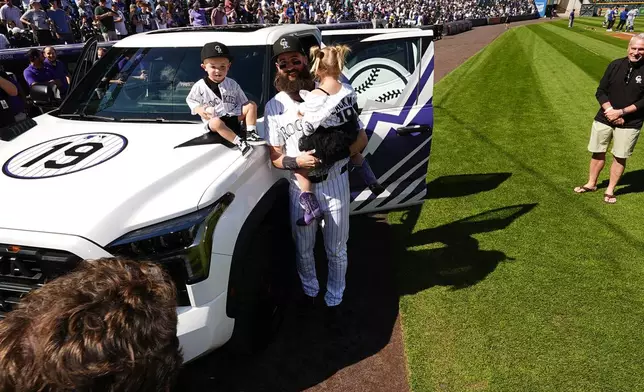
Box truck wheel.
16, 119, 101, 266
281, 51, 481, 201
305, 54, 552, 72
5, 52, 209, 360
227, 199, 294, 357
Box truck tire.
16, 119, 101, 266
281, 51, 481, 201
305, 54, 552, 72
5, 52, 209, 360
227, 191, 295, 357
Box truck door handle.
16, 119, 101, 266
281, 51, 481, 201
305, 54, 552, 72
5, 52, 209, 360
395, 125, 432, 136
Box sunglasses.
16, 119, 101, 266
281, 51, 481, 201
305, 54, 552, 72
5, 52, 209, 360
277, 59, 302, 70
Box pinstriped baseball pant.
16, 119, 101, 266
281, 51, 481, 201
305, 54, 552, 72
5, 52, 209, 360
289, 159, 350, 307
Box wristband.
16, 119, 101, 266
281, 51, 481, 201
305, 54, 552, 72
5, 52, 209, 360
282, 156, 299, 170
621, 109, 626, 116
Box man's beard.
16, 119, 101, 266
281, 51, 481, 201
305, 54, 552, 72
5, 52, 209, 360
274, 67, 315, 95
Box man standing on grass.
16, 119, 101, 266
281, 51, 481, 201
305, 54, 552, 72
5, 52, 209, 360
616, 8, 628, 31
627, 8, 637, 32
574, 34, 644, 204
606, 7, 616, 31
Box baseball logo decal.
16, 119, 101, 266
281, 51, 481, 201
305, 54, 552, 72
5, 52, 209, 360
345, 58, 411, 108
3, 133, 127, 179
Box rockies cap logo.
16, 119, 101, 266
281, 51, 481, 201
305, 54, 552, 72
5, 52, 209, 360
280, 38, 290, 49
215, 45, 222, 53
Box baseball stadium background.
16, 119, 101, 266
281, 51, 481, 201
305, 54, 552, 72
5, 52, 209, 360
1, 7, 643, 392
580, 0, 644, 16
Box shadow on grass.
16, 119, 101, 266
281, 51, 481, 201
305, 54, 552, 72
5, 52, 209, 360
597, 169, 644, 196
426, 173, 512, 199
177, 174, 531, 391
393, 203, 537, 294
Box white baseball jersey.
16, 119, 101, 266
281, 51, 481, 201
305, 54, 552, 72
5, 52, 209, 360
185, 77, 248, 123
298, 83, 364, 136
265, 91, 309, 158
265, 90, 350, 307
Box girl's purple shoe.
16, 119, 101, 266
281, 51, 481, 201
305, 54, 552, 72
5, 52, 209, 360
297, 191, 323, 226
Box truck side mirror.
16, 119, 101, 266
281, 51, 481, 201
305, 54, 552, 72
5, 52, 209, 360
30, 82, 61, 106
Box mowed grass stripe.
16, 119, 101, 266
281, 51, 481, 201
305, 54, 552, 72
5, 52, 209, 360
396, 31, 553, 392
572, 18, 608, 28
549, 19, 630, 50
399, 29, 556, 391
394, 24, 644, 392
527, 24, 609, 81
526, 22, 644, 287
523, 25, 600, 155
539, 22, 624, 61
433, 26, 517, 108
437, 26, 644, 276
572, 17, 621, 28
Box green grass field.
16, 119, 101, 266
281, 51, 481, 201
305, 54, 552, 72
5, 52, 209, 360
389, 18, 644, 391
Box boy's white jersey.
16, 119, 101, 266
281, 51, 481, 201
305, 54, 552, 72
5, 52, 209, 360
185, 77, 248, 123
298, 82, 364, 136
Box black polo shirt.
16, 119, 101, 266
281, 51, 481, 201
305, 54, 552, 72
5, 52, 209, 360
595, 57, 644, 129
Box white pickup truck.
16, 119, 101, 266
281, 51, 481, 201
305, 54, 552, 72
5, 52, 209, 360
0, 23, 435, 362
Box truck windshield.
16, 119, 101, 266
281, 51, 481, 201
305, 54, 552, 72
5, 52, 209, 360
55, 46, 267, 122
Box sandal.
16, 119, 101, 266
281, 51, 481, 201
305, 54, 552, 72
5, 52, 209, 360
574, 185, 597, 194
604, 194, 617, 204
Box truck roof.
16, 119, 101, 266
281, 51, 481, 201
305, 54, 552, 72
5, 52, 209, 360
113, 24, 322, 48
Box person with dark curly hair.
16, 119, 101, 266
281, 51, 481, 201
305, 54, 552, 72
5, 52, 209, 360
0, 258, 183, 392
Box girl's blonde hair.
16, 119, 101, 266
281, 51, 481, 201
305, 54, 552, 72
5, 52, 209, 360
309, 44, 351, 79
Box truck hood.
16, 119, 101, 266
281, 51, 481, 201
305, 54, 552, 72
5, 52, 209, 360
0, 114, 240, 246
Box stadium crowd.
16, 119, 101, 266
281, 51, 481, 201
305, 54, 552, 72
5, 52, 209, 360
0, 0, 537, 48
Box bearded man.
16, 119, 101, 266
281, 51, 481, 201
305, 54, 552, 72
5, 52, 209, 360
264, 35, 368, 327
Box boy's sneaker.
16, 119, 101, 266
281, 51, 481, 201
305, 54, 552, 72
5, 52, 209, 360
245, 129, 266, 146
237, 140, 253, 158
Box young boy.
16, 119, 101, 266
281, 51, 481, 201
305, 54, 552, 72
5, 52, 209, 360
186, 41, 265, 157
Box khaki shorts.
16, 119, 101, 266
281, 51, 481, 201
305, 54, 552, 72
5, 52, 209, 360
588, 120, 641, 158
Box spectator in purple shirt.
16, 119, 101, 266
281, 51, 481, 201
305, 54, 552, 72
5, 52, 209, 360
189, 1, 212, 26
23, 48, 60, 90
44, 46, 70, 95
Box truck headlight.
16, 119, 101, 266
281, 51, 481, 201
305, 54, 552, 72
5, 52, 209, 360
105, 193, 234, 284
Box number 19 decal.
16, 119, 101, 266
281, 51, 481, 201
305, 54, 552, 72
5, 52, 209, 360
3, 133, 127, 179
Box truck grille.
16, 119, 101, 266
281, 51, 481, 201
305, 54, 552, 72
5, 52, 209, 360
0, 244, 190, 319
0, 244, 81, 318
